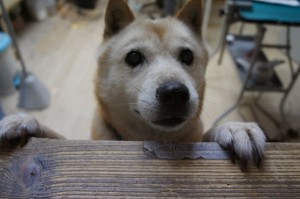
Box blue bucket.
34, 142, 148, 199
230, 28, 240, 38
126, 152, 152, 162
0, 31, 17, 97
0, 32, 11, 53
0, 104, 4, 120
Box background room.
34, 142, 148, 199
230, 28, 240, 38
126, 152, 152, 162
0, 0, 299, 141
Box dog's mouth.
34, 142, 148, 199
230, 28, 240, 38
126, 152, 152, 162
134, 108, 188, 127
152, 117, 186, 127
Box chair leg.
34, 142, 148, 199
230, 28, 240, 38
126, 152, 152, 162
278, 27, 300, 135
218, 3, 233, 65
213, 25, 266, 126
239, 22, 245, 35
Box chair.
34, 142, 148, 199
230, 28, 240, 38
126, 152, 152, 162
214, 0, 300, 139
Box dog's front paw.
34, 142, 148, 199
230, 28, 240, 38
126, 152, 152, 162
0, 114, 41, 149
205, 122, 266, 171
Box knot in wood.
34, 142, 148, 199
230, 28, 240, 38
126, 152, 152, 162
22, 162, 41, 188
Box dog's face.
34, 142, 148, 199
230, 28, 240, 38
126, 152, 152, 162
96, 0, 208, 135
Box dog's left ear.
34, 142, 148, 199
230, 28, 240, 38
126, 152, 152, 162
176, 0, 202, 36
104, 0, 135, 38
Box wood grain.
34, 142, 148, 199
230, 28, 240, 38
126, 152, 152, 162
1, 139, 300, 198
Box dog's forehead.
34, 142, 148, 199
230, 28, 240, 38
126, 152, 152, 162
139, 18, 194, 40
146, 20, 167, 39
114, 18, 198, 49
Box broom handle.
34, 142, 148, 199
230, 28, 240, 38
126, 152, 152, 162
0, 0, 28, 75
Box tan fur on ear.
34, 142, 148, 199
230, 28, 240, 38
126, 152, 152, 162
104, 0, 135, 38
176, 0, 202, 35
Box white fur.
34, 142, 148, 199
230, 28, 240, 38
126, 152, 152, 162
96, 18, 207, 140
204, 122, 266, 165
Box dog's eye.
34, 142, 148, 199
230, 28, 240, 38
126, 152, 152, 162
179, 49, 194, 66
125, 51, 144, 67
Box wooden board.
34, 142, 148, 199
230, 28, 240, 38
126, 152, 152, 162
1, 138, 300, 198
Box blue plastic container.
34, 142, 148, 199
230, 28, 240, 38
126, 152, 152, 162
0, 32, 11, 53
0, 103, 4, 120
0, 32, 18, 97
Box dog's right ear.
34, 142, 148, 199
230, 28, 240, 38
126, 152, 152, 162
104, 0, 135, 39
176, 0, 202, 36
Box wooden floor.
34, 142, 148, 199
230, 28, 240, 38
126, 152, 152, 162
1, 1, 300, 140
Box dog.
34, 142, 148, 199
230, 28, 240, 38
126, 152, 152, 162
0, 0, 265, 170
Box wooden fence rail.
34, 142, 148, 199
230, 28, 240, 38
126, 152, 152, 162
1, 138, 300, 198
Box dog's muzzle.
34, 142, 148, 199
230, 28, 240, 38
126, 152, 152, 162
153, 80, 190, 127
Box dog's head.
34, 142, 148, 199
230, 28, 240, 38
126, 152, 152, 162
96, 0, 208, 134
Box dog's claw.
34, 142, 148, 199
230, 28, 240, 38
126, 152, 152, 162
239, 157, 249, 172
226, 140, 250, 172
0, 114, 41, 149
207, 122, 266, 172
252, 143, 264, 168
229, 143, 263, 171
227, 142, 237, 164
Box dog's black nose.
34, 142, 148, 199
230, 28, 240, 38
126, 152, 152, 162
156, 80, 190, 108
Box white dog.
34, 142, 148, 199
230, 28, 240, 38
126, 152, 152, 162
0, 0, 266, 170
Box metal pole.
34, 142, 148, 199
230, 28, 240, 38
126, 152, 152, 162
202, 0, 212, 44
217, 2, 233, 65
0, 0, 28, 75
213, 25, 266, 126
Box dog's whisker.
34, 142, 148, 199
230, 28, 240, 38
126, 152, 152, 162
134, 87, 144, 94
132, 86, 143, 94
139, 99, 151, 103
200, 107, 213, 123
150, 75, 159, 85
193, 80, 205, 91
142, 107, 161, 113
193, 97, 216, 105
189, 97, 216, 105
